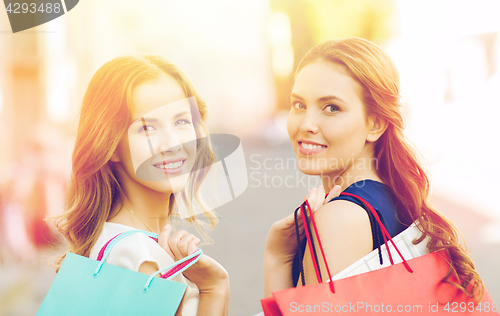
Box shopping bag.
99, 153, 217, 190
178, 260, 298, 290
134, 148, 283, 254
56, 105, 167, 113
261, 193, 499, 315
38, 230, 202, 316
261, 223, 427, 316
330, 222, 428, 281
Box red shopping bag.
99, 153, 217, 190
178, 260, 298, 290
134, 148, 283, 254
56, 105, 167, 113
261, 193, 499, 315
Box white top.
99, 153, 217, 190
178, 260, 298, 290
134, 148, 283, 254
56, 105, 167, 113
89, 222, 199, 316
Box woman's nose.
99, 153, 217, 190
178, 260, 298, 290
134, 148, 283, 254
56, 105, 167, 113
299, 110, 320, 134
158, 129, 182, 154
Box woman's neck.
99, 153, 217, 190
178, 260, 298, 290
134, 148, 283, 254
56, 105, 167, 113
110, 183, 172, 234
320, 150, 382, 192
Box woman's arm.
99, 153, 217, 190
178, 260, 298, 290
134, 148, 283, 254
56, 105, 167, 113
263, 185, 341, 296
190, 255, 230, 316
263, 218, 299, 296
158, 225, 230, 316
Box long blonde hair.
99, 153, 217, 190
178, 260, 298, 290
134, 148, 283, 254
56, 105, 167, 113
53, 55, 217, 270
296, 38, 483, 299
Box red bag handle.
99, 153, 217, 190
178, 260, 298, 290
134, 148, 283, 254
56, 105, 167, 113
341, 192, 413, 270
303, 192, 413, 294
303, 200, 335, 293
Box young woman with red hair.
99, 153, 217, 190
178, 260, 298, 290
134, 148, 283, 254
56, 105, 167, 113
53, 55, 229, 315
264, 37, 483, 300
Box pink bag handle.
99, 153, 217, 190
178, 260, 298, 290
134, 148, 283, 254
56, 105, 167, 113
303, 192, 413, 294
96, 231, 200, 280
96, 232, 158, 261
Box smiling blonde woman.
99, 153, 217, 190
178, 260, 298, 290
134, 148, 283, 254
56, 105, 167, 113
53, 55, 229, 315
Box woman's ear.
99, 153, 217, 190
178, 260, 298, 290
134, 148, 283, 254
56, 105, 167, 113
366, 115, 388, 143
109, 150, 120, 162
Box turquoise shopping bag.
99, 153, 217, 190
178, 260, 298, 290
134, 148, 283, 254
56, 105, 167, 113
37, 230, 202, 316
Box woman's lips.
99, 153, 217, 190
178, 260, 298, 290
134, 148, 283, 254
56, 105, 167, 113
298, 141, 327, 155
152, 159, 186, 175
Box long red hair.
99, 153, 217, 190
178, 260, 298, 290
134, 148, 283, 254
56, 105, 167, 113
296, 37, 483, 299
52, 55, 217, 270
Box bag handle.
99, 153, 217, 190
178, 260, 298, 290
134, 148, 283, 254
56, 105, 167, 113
298, 194, 389, 288
340, 193, 413, 271
96, 230, 158, 262
304, 194, 392, 278
294, 205, 323, 286
143, 248, 202, 292
96, 230, 202, 281
302, 192, 413, 293
303, 200, 336, 293
297, 193, 384, 287
93, 230, 203, 292
96, 230, 200, 279
294, 206, 306, 286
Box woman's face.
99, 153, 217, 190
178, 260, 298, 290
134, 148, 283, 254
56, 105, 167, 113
287, 60, 375, 180
112, 75, 197, 194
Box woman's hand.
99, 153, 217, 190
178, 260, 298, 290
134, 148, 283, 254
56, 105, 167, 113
158, 226, 229, 291
263, 185, 341, 296
158, 227, 229, 316
158, 226, 200, 261
264, 185, 342, 264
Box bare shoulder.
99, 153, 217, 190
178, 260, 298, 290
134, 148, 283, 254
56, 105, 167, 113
313, 199, 371, 228
302, 199, 374, 279
314, 200, 373, 254
312, 199, 373, 253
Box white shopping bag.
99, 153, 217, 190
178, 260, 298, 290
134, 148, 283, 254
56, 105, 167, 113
331, 223, 429, 281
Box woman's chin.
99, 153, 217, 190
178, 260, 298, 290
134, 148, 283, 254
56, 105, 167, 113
298, 166, 325, 176
166, 175, 190, 193
142, 174, 190, 195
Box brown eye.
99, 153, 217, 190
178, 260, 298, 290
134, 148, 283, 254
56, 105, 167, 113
292, 101, 306, 110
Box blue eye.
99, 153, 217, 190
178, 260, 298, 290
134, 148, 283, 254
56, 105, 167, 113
175, 119, 192, 126
324, 104, 340, 113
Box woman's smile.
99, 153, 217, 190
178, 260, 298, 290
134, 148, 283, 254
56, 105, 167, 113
298, 140, 328, 155
152, 157, 186, 174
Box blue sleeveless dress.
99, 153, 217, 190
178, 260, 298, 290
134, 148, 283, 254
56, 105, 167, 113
291, 179, 408, 286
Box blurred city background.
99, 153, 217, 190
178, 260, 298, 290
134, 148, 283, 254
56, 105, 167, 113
1, 0, 500, 315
